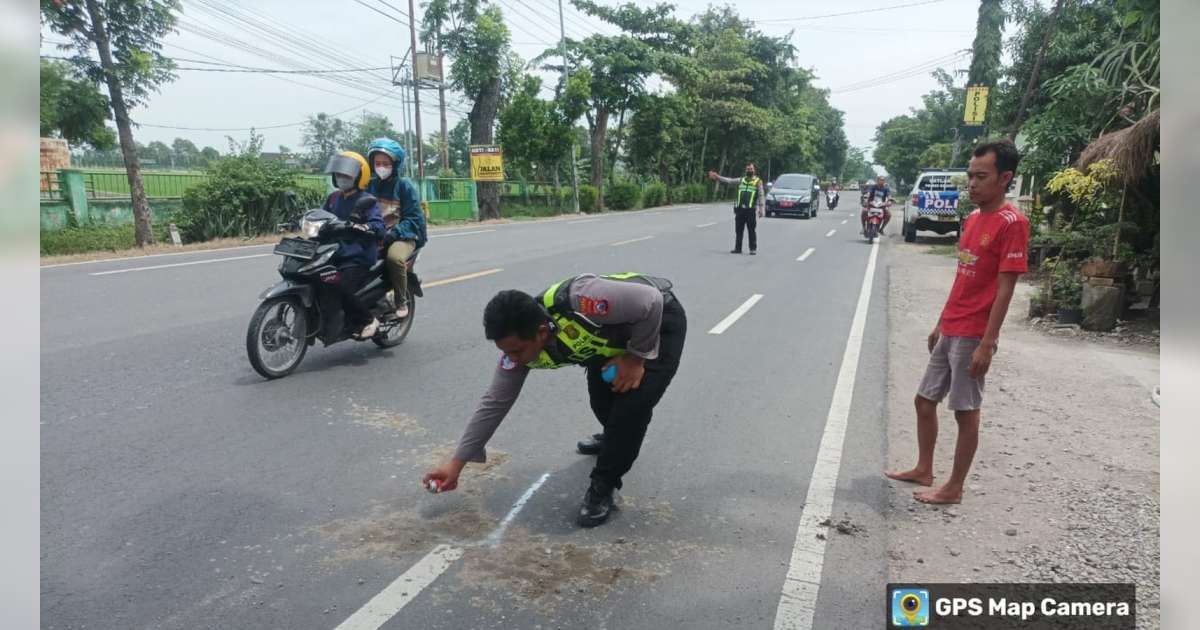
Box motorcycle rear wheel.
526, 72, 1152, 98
247, 296, 308, 379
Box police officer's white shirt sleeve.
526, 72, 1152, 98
714, 174, 740, 185
568, 275, 663, 360
453, 358, 530, 463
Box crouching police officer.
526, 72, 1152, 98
422, 273, 687, 527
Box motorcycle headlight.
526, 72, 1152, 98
301, 218, 328, 239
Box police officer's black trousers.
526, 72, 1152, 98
584, 296, 687, 491
734, 207, 757, 252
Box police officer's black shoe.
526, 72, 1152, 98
577, 481, 615, 528
576, 433, 604, 455
730, 249, 742, 254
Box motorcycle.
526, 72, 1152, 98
246, 201, 422, 379
825, 189, 840, 210
864, 199, 889, 244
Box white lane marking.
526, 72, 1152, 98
43, 243, 275, 268
485, 472, 551, 547
334, 473, 550, 630
332, 544, 464, 630
423, 268, 503, 288
696, 222, 718, 228
841, 219, 848, 225
568, 218, 600, 225
611, 235, 655, 246
708, 294, 764, 335
825, 229, 836, 238
772, 241, 880, 630
796, 247, 815, 262
89, 253, 272, 276
430, 229, 495, 238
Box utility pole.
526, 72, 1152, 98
408, 0, 425, 179
437, 37, 449, 171
558, 0, 581, 214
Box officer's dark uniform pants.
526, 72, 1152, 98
584, 296, 687, 490
734, 207, 757, 252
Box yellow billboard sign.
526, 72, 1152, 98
964, 85, 990, 126
469, 145, 504, 181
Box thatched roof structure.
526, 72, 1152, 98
1076, 108, 1160, 186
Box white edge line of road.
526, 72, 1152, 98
611, 235, 655, 246
708, 294, 763, 335
825, 229, 837, 237
88, 253, 273, 276
42, 227, 502, 269
333, 473, 551, 630
796, 247, 815, 262
567, 218, 601, 225
772, 240, 880, 630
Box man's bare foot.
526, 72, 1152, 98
884, 468, 933, 486
913, 485, 963, 504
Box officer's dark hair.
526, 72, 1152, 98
972, 138, 1021, 177
484, 290, 547, 341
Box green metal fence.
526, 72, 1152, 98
421, 178, 477, 222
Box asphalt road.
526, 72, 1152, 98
42, 199, 894, 629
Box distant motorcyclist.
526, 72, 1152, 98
861, 175, 892, 235
365, 138, 427, 320
322, 151, 386, 338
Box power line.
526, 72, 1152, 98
830, 50, 968, 93
139, 86, 400, 131
172, 64, 392, 73
753, 0, 947, 23
349, 0, 409, 27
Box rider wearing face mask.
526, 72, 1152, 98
365, 138, 427, 320
322, 151, 386, 339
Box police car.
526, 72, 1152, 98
902, 168, 966, 242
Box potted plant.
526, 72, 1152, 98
1052, 264, 1083, 324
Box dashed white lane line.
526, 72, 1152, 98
611, 235, 656, 246
772, 241, 880, 630
334, 473, 551, 630
841, 219, 848, 225
796, 247, 815, 262
422, 268, 503, 288
825, 229, 836, 238
696, 222, 719, 228
430, 229, 496, 238
89, 253, 272, 275
332, 545, 464, 630
708, 294, 764, 335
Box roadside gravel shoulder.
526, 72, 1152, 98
883, 241, 1159, 628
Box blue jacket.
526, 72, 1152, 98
322, 190, 386, 267
367, 175, 428, 249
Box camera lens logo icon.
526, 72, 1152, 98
891, 588, 930, 627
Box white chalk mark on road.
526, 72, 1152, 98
708, 294, 764, 335
696, 222, 718, 228
611, 235, 656, 246
89, 253, 272, 276
485, 472, 552, 547
772, 241, 880, 630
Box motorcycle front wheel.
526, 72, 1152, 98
247, 296, 309, 379
373, 289, 416, 348
867, 222, 878, 244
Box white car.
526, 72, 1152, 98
902, 168, 966, 242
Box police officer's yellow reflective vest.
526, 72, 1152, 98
736, 176, 761, 210
524, 273, 670, 370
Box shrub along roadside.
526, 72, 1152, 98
41, 224, 171, 256
178, 155, 325, 242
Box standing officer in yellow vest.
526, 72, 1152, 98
422, 273, 687, 528
709, 163, 766, 255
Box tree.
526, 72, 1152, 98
841, 147, 875, 184
301, 113, 352, 169
424, 0, 515, 219
171, 137, 199, 169
200, 146, 220, 166
39, 60, 115, 150
627, 93, 689, 192
146, 140, 173, 168
349, 112, 400, 156
873, 115, 926, 188
497, 76, 551, 181
967, 0, 1005, 89
42, 0, 180, 246
446, 119, 471, 176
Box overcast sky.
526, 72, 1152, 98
41, 0, 995, 160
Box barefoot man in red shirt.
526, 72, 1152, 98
886, 138, 1030, 504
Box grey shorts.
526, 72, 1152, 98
917, 336, 985, 411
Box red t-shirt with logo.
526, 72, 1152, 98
939, 204, 1030, 338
